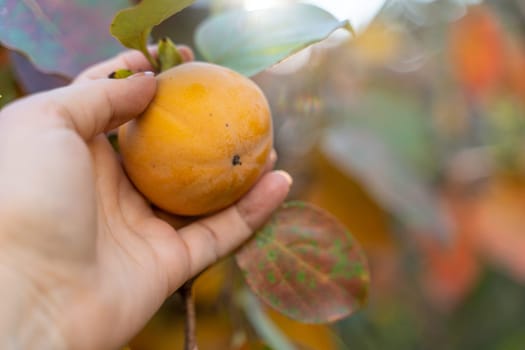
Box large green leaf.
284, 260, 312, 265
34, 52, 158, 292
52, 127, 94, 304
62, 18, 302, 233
195, 3, 353, 77
236, 201, 369, 324
0, 0, 129, 77
111, 0, 195, 69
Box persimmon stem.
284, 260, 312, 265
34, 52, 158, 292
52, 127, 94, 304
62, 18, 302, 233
158, 37, 184, 72
142, 47, 159, 73
179, 278, 198, 350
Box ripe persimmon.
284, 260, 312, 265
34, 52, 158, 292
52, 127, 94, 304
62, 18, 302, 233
119, 62, 273, 216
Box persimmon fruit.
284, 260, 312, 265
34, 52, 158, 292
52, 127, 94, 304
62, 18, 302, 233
118, 62, 273, 216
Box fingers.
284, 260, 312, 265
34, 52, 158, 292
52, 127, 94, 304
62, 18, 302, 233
75, 49, 156, 82
10, 73, 157, 140
153, 208, 196, 230
75, 45, 194, 82
177, 170, 292, 280
264, 148, 278, 173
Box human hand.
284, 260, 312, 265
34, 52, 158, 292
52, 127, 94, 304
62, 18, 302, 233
0, 48, 291, 350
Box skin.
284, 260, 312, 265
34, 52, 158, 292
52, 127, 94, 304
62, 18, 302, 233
0, 48, 292, 350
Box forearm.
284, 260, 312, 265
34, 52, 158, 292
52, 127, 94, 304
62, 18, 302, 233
0, 263, 66, 350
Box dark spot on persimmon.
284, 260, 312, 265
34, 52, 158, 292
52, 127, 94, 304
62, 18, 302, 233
232, 154, 242, 166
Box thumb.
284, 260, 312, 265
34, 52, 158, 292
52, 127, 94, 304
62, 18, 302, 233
20, 72, 156, 140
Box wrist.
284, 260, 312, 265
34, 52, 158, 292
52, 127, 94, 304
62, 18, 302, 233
0, 260, 67, 350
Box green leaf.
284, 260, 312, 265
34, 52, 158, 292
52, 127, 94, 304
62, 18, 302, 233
236, 201, 369, 324
0, 0, 129, 77
195, 3, 353, 77
110, 0, 195, 70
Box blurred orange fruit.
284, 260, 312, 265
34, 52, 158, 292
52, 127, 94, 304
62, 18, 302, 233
130, 312, 234, 350
448, 6, 505, 97
352, 20, 402, 66
266, 307, 339, 350
193, 259, 229, 307
473, 175, 525, 283
418, 189, 480, 311
305, 150, 393, 252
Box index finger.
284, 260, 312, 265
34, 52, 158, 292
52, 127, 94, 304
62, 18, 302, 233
74, 45, 194, 82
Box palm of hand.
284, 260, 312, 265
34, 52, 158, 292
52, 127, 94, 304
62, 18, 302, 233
0, 108, 182, 349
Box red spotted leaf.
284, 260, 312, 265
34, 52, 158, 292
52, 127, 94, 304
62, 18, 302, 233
0, 0, 129, 78
236, 201, 369, 324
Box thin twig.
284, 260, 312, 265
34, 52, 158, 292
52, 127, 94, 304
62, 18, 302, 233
179, 278, 198, 350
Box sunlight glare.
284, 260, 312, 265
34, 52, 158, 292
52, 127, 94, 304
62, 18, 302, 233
240, 0, 386, 33
242, 0, 287, 11
305, 0, 386, 32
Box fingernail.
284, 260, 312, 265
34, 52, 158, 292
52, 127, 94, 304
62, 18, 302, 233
275, 170, 293, 186
127, 71, 155, 79
270, 149, 278, 163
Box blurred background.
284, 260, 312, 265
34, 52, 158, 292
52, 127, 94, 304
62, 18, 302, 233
2, 0, 525, 349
